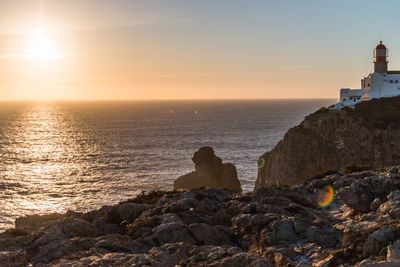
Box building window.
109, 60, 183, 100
390, 80, 394, 83
396, 80, 399, 84
368, 83, 370, 87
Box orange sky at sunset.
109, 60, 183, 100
1, 1, 400, 100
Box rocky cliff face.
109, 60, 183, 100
256, 96, 400, 189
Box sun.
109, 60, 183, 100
26, 31, 64, 61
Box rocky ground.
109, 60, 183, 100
2, 167, 400, 266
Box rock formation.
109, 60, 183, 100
174, 147, 242, 193
256, 96, 400, 189
2, 167, 400, 266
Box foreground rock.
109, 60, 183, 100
3, 167, 400, 266
256, 96, 400, 189
174, 147, 242, 192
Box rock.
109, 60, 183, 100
148, 242, 190, 266
218, 252, 272, 267
30, 237, 96, 264
262, 218, 298, 245
106, 203, 153, 224
15, 213, 65, 231
364, 227, 400, 256
49, 252, 152, 266
312, 254, 335, 267
174, 147, 242, 192
337, 176, 395, 213
387, 240, 400, 261
256, 96, 400, 189
188, 223, 234, 245
94, 234, 144, 253
152, 222, 196, 245
29, 218, 101, 251
3, 167, 400, 266
379, 191, 400, 218
357, 260, 400, 267
0, 251, 28, 267
370, 198, 382, 211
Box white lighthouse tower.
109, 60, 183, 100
333, 41, 400, 109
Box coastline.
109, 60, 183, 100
2, 167, 400, 266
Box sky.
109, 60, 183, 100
1, 0, 400, 100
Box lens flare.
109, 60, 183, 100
258, 157, 265, 169
317, 185, 335, 208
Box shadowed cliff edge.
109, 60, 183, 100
256, 96, 400, 189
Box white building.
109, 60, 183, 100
333, 41, 400, 109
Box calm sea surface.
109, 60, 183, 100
0, 99, 334, 231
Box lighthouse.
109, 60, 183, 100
333, 41, 400, 109
374, 41, 388, 73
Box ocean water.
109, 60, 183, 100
0, 99, 334, 231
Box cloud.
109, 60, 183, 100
279, 65, 311, 70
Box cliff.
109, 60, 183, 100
256, 96, 400, 189
3, 167, 400, 266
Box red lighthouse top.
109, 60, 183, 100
376, 41, 387, 50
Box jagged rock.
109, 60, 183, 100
174, 147, 242, 192
370, 198, 382, 211
188, 223, 234, 246
30, 237, 95, 264
265, 218, 298, 244
256, 96, 400, 189
106, 203, 153, 224
358, 259, 400, 267
364, 227, 400, 256
337, 176, 396, 213
152, 222, 196, 245
217, 252, 272, 267
379, 191, 400, 218
148, 242, 190, 266
387, 240, 400, 261
94, 234, 144, 253
3, 167, 400, 266
49, 252, 152, 266
15, 213, 66, 231
0, 251, 28, 266
27, 217, 101, 259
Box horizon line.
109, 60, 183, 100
0, 97, 337, 102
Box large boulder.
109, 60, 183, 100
255, 96, 400, 189
363, 227, 400, 256
174, 147, 242, 193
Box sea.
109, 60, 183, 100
0, 99, 335, 231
